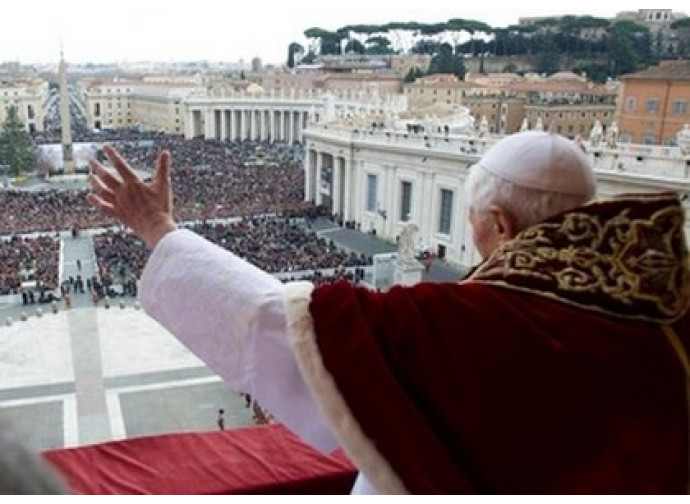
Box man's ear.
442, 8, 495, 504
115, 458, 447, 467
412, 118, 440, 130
488, 205, 518, 241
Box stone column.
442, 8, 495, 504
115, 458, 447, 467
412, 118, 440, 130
239, 109, 245, 141
315, 150, 323, 205
230, 109, 236, 141
420, 172, 434, 236
260, 109, 266, 141
384, 164, 396, 235
221, 109, 227, 141
343, 156, 352, 222
278, 110, 284, 142
333, 156, 342, 218
184, 109, 195, 138
304, 148, 313, 203
204, 107, 213, 139
214, 109, 222, 140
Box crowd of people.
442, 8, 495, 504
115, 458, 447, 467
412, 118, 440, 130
86, 216, 370, 296
92, 230, 146, 297
2, 137, 309, 236
0, 134, 328, 297
0, 235, 59, 296
0, 132, 372, 300
189, 218, 369, 274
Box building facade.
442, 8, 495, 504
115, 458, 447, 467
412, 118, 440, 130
79, 79, 197, 134
616, 9, 688, 57
303, 121, 690, 270
0, 78, 49, 133
404, 72, 617, 137
183, 89, 407, 143
617, 60, 690, 145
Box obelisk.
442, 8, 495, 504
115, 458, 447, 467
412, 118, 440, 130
59, 50, 74, 175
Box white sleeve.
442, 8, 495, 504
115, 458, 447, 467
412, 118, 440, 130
139, 228, 338, 451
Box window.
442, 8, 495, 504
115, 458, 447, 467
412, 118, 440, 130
642, 133, 656, 144
625, 97, 636, 112
400, 181, 412, 222
645, 99, 659, 114
366, 174, 378, 212
673, 101, 687, 114
438, 189, 453, 234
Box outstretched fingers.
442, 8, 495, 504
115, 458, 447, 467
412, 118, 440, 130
155, 150, 172, 188
89, 159, 122, 192
103, 144, 140, 184
88, 171, 117, 205
86, 192, 118, 220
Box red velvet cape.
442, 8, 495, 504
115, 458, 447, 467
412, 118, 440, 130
304, 193, 690, 494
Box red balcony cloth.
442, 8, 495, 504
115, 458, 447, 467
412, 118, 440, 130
43, 424, 357, 495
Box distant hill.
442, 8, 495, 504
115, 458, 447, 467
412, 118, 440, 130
287, 14, 690, 83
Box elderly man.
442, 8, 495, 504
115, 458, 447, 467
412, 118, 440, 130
88, 132, 689, 494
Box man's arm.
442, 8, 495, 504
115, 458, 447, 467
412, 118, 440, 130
140, 228, 338, 451
88, 145, 337, 452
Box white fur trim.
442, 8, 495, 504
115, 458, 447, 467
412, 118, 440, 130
283, 282, 408, 495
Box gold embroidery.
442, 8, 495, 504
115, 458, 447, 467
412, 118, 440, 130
471, 193, 690, 323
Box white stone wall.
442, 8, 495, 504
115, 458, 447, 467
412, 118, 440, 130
304, 124, 690, 269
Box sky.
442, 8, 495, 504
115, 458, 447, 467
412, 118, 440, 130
1, 1, 688, 66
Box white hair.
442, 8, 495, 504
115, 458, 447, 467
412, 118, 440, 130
465, 164, 593, 231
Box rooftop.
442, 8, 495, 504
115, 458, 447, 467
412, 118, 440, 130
620, 60, 690, 80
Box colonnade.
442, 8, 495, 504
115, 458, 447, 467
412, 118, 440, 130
187, 106, 313, 143
305, 149, 352, 221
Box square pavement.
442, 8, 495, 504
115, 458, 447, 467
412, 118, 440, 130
0, 304, 253, 452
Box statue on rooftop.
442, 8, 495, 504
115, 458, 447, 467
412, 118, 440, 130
398, 222, 419, 265
606, 122, 619, 149
677, 124, 690, 155
478, 116, 489, 137
589, 120, 603, 148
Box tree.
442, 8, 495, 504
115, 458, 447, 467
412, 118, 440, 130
300, 51, 317, 65
0, 106, 35, 177
464, 20, 492, 57
383, 21, 422, 53
344, 39, 365, 54
428, 43, 466, 78
536, 35, 560, 75
608, 21, 651, 77
287, 42, 304, 68
304, 27, 344, 56
404, 66, 424, 83
671, 18, 690, 58
365, 35, 394, 55
411, 39, 441, 55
